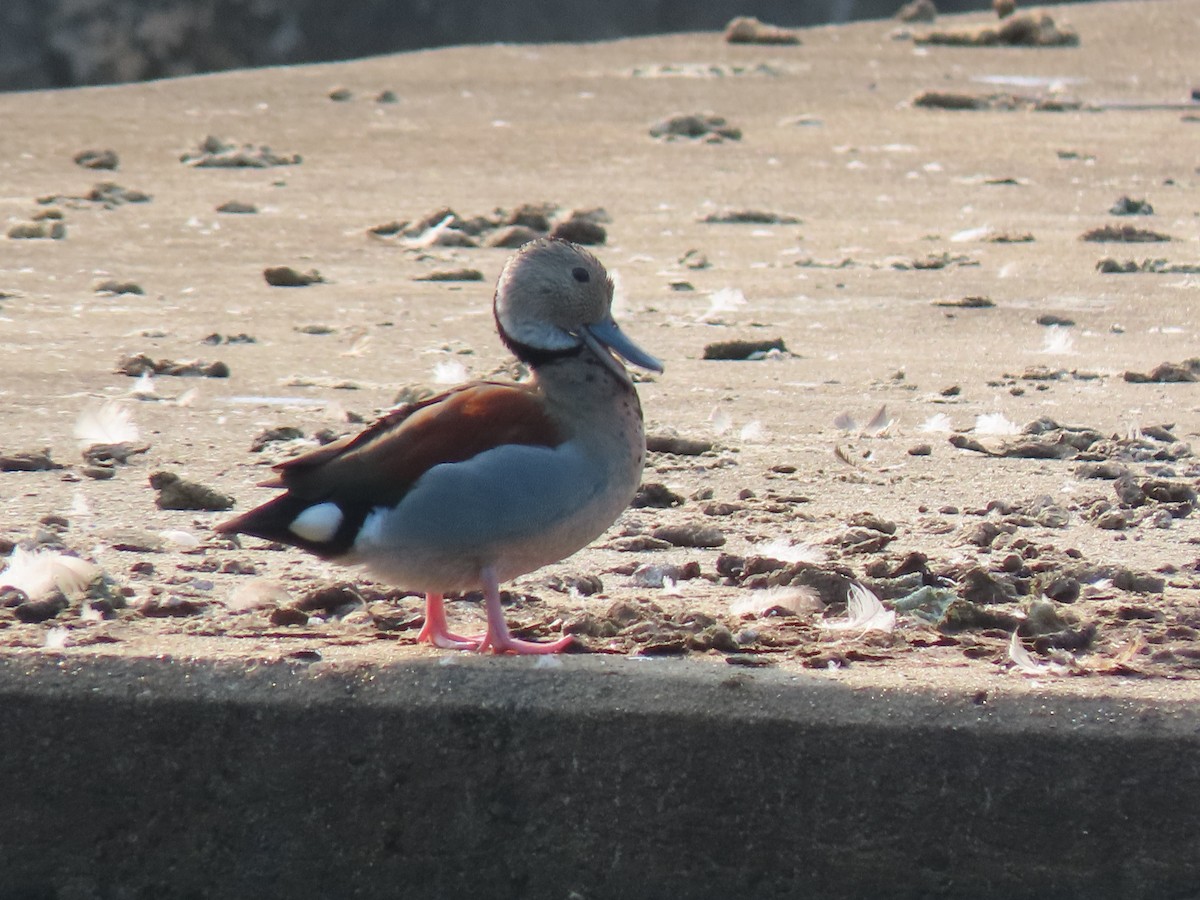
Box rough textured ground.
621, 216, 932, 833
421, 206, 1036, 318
1, 0, 1199, 697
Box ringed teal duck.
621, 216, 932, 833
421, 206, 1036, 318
217, 239, 662, 654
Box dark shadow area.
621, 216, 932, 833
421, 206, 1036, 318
1, 654, 1198, 899
0, 0, 1096, 91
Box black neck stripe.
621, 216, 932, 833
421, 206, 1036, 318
503, 335, 585, 368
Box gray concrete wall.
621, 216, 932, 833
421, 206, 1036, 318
1, 655, 1197, 899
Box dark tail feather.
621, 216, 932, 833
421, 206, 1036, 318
215, 493, 346, 559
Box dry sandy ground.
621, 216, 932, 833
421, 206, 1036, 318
1, 0, 1199, 699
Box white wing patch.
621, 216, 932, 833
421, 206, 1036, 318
289, 502, 344, 543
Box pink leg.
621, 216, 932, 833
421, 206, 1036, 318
475, 567, 575, 655
416, 592, 483, 650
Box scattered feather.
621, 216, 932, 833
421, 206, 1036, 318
631, 564, 689, 590
1040, 326, 1075, 355
0, 548, 99, 600
404, 214, 456, 249
709, 406, 733, 436
730, 585, 820, 617
131, 372, 157, 398
1107, 634, 1145, 668
739, 421, 766, 442
159, 529, 202, 549
74, 402, 139, 446
750, 538, 826, 565
1007, 633, 1045, 674
44, 627, 69, 650
174, 386, 200, 407
835, 408, 892, 436
701, 287, 747, 323
892, 585, 957, 625
226, 579, 292, 611
950, 225, 993, 243
1081, 578, 1115, 599
343, 332, 372, 357
433, 358, 469, 385
79, 603, 105, 623
821, 583, 896, 634
919, 412, 954, 433
70, 491, 92, 517
609, 270, 629, 318
974, 412, 1020, 436
833, 445, 859, 467
863, 405, 894, 436
1007, 632, 1073, 676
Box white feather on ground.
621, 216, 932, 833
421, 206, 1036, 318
974, 412, 1021, 436
342, 332, 372, 358
919, 412, 954, 433
131, 372, 157, 398
73, 402, 139, 446
159, 529, 201, 548
730, 585, 820, 617
835, 406, 893, 436
749, 538, 826, 565
709, 406, 733, 436
821, 583, 896, 634
0, 548, 100, 600
950, 224, 993, 243
609, 269, 629, 318
862, 405, 894, 436
1040, 326, 1075, 355
1007, 632, 1072, 676
432, 358, 469, 385
69, 491, 92, 517
833, 412, 857, 432
700, 287, 746, 323
739, 421, 766, 442
403, 214, 455, 249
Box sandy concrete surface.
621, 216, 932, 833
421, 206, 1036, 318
1, 2, 1200, 689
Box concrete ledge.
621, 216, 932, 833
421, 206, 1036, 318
1, 655, 1198, 899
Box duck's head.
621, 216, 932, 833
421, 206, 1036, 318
494, 239, 663, 379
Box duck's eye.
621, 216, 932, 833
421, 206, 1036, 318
571, 267, 590, 283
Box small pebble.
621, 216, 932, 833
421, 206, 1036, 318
487, 225, 540, 249
415, 268, 484, 282
1036, 314, 1075, 327
0, 449, 61, 471
74, 148, 119, 170
650, 113, 742, 142
549, 217, 606, 245
703, 338, 788, 361
632, 482, 685, 508
723, 16, 801, 45
94, 280, 143, 295
646, 435, 713, 456
216, 200, 258, 214
149, 471, 235, 511
650, 523, 726, 548
263, 266, 324, 287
